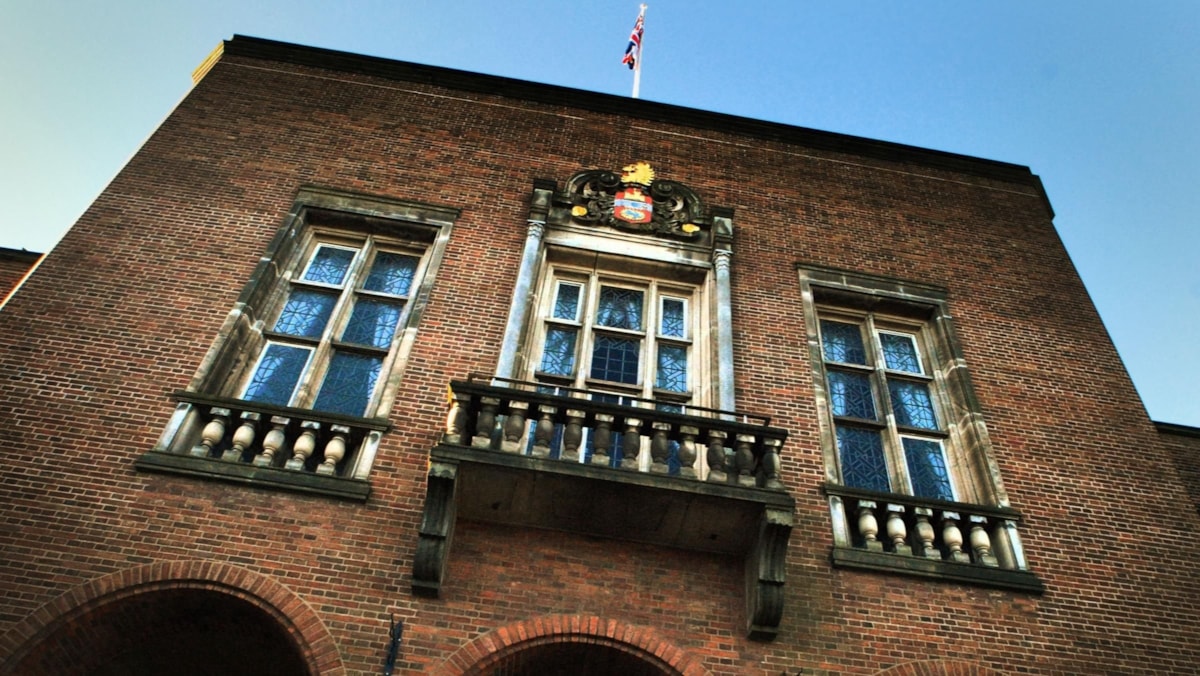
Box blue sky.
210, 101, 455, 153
2, 1, 1197, 426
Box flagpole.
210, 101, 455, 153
632, 4, 646, 99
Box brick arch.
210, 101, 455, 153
433, 615, 711, 676
0, 560, 344, 676
871, 660, 1007, 676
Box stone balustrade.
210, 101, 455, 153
169, 393, 388, 478
443, 375, 789, 490
824, 483, 1033, 575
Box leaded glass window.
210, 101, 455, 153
240, 237, 428, 417
819, 312, 952, 499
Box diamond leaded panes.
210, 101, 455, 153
244, 343, 311, 406
820, 320, 867, 365
902, 437, 953, 500
303, 246, 356, 285
312, 352, 383, 416
596, 286, 643, 330
660, 298, 685, 338
836, 427, 890, 493
342, 299, 403, 348
880, 332, 922, 373
655, 344, 688, 392
274, 290, 337, 338
827, 370, 876, 419
888, 380, 938, 429
363, 252, 418, 295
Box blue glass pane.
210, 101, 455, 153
553, 283, 582, 320
596, 286, 643, 330
342, 299, 403, 348
273, 289, 337, 338
881, 333, 922, 373
313, 352, 382, 416
836, 426, 890, 493
904, 438, 954, 500
655, 344, 688, 392
889, 380, 938, 429
827, 370, 876, 419
590, 334, 640, 384
539, 327, 578, 376
303, 246, 356, 285
243, 344, 310, 406
821, 320, 867, 365
364, 252, 418, 296
660, 298, 685, 337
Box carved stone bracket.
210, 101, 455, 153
411, 459, 458, 597
745, 506, 794, 641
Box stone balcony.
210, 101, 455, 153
413, 375, 796, 640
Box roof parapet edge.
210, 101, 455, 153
221, 34, 1040, 187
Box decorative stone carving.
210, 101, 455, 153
745, 506, 794, 641
412, 459, 458, 598
557, 162, 711, 241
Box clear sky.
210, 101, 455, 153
2, 1, 1197, 426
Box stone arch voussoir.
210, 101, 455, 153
0, 560, 345, 676
872, 659, 1007, 676
434, 615, 712, 676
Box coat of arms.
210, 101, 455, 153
613, 162, 655, 224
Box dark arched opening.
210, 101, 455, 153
467, 639, 676, 676
8, 587, 309, 676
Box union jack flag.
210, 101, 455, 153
622, 12, 644, 70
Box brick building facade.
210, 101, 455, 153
1, 36, 1197, 674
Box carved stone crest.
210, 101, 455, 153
559, 162, 709, 240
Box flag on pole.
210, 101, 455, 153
621, 9, 644, 70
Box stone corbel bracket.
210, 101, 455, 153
411, 458, 458, 597
745, 505, 794, 640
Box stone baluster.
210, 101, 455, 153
650, 422, 671, 474
886, 504, 911, 556
531, 404, 557, 457
444, 391, 468, 445
561, 409, 585, 462
221, 411, 261, 463
735, 434, 757, 487
760, 437, 783, 490
857, 500, 882, 551
620, 417, 642, 470
500, 401, 529, 453
940, 511, 970, 563
591, 413, 614, 467
913, 507, 939, 558
969, 514, 1000, 567
472, 397, 500, 449
317, 424, 351, 476
677, 425, 698, 479
286, 420, 320, 471
705, 430, 728, 483
253, 416, 290, 467
190, 407, 230, 457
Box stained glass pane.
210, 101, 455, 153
553, 283, 582, 321
660, 298, 686, 337
596, 286, 643, 331
590, 334, 640, 384
903, 438, 954, 500
539, 327, 578, 376
342, 299, 403, 348
836, 426, 890, 493
827, 370, 876, 419
313, 352, 382, 416
364, 252, 419, 296
273, 290, 337, 338
880, 332, 922, 373
655, 344, 688, 392
302, 246, 356, 285
889, 380, 938, 429
820, 320, 867, 365
243, 344, 310, 406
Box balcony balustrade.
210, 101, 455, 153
824, 483, 1043, 592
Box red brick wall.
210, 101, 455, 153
1, 41, 1197, 675
1160, 424, 1200, 515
